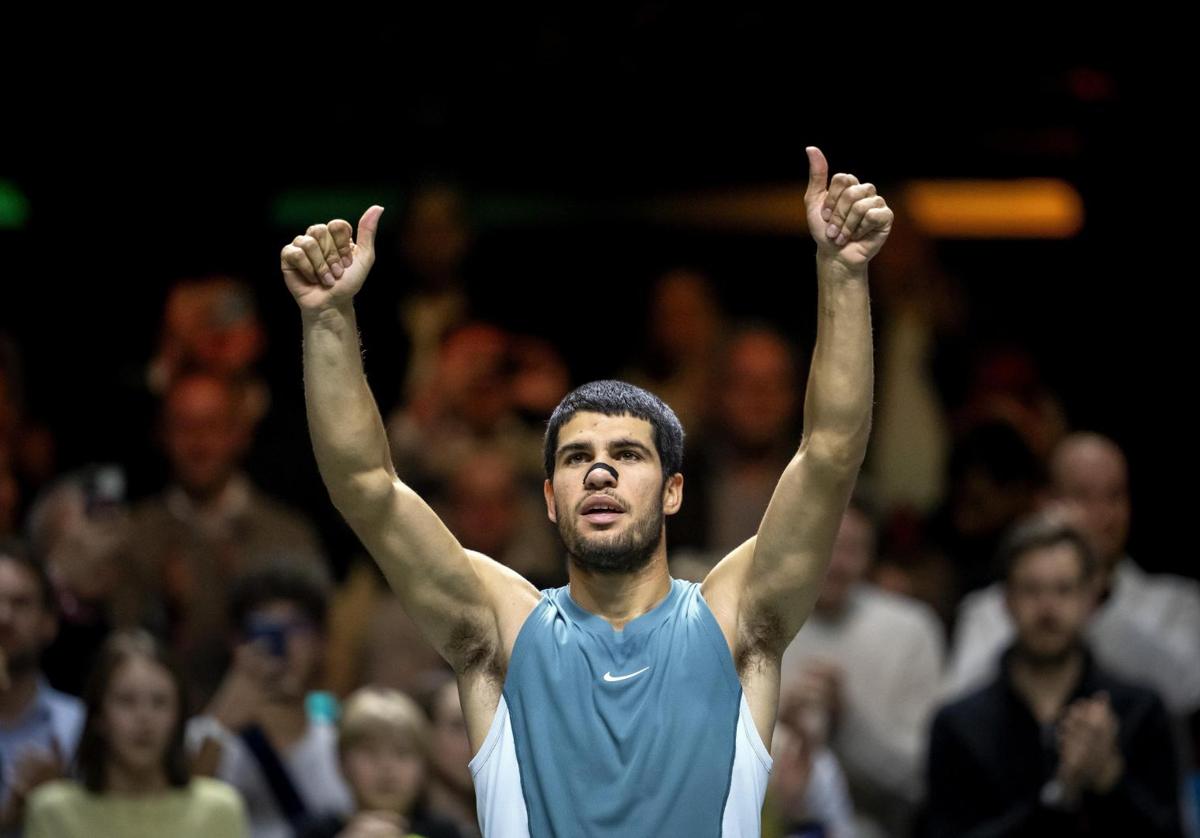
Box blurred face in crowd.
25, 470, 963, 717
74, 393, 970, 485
428, 680, 473, 793
243, 599, 323, 701
162, 375, 248, 500
446, 449, 521, 557
437, 325, 512, 432
815, 506, 874, 616
0, 558, 54, 677
1049, 435, 1130, 571
1005, 542, 1095, 666
649, 270, 722, 363
101, 654, 179, 779
545, 412, 681, 575
717, 331, 798, 452
341, 730, 426, 814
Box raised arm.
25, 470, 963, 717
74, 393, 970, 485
281, 207, 537, 674
704, 147, 889, 661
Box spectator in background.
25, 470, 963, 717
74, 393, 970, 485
189, 563, 352, 838
147, 276, 268, 431
435, 446, 563, 590
24, 465, 135, 696
621, 268, 726, 438
24, 630, 247, 838
422, 677, 479, 838
301, 686, 462, 838
127, 372, 328, 705
926, 420, 1044, 598
781, 490, 944, 837
386, 323, 551, 498
925, 515, 1181, 837
945, 432, 1200, 716
0, 542, 84, 835
669, 324, 803, 565
762, 692, 857, 838
0, 335, 56, 524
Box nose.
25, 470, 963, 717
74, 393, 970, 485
584, 462, 618, 489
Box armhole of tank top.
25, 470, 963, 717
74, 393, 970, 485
467, 591, 547, 773
693, 582, 745, 700
738, 692, 773, 772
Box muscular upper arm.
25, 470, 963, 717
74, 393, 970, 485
336, 471, 540, 673
705, 446, 858, 662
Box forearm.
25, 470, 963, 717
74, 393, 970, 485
800, 256, 873, 467
302, 303, 396, 504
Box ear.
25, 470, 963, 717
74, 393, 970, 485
663, 473, 684, 516
544, 478, 558, 523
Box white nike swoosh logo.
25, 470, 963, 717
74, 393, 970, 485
603, 666, 650, 683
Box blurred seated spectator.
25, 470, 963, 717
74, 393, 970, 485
300, 686, 462, 838
781, 491, 944, 836
0, 541, 84, 835
189, 563, 352, 838
24, 630, 247, 838
128, 372, 327, 705
925, 515, 1181, 837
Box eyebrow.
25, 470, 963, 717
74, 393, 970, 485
557, 438, 655, 461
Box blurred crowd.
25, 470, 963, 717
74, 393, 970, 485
0, 184, 1196, 837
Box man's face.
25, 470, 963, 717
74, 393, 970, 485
1005, 543, 1095, 665
162, 378, 247, 498
241, 600, 323, 701
1051, 440, 1130, 569
718, 333, 798, 451
0, 560, 54, 677
544, 412, 682, 575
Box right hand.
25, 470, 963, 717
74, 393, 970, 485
281, 206, 384, 313
205, 641, 285, 731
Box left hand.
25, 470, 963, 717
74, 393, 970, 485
1056, 692, 1123, 794
804, 146, 893, 269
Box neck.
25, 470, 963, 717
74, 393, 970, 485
568, 555, 672, 631
105, 760, 169, 795
0, 670, 41, 723
1009, 646, 1084, 724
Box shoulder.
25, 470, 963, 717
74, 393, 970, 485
187, 776, 245, 809
27, 779, 87, 816
931, 678, 1003, 735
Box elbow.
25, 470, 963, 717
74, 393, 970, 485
801, 426, 870, 476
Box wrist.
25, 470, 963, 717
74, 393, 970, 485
300, 301, 355, 327
815, 253, 869, 282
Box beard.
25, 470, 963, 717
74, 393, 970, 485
559, 494, 665, 575
1015, 631, 1082, 669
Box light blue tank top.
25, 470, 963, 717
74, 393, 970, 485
469, 578, 773, 838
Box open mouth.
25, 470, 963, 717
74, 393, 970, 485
581, 497, 625, 524
583, 510, 624, 524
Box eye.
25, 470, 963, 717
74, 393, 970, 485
565, 452, 587, 465
619, 450, 641, 461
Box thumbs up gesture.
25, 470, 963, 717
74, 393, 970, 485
804, 147, 893, 269
281, 205, 385, 313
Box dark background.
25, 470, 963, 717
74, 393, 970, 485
2, 17, 1187, 577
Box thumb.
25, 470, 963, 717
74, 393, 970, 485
804, 146, 829, 203
356, 205, 385, 255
